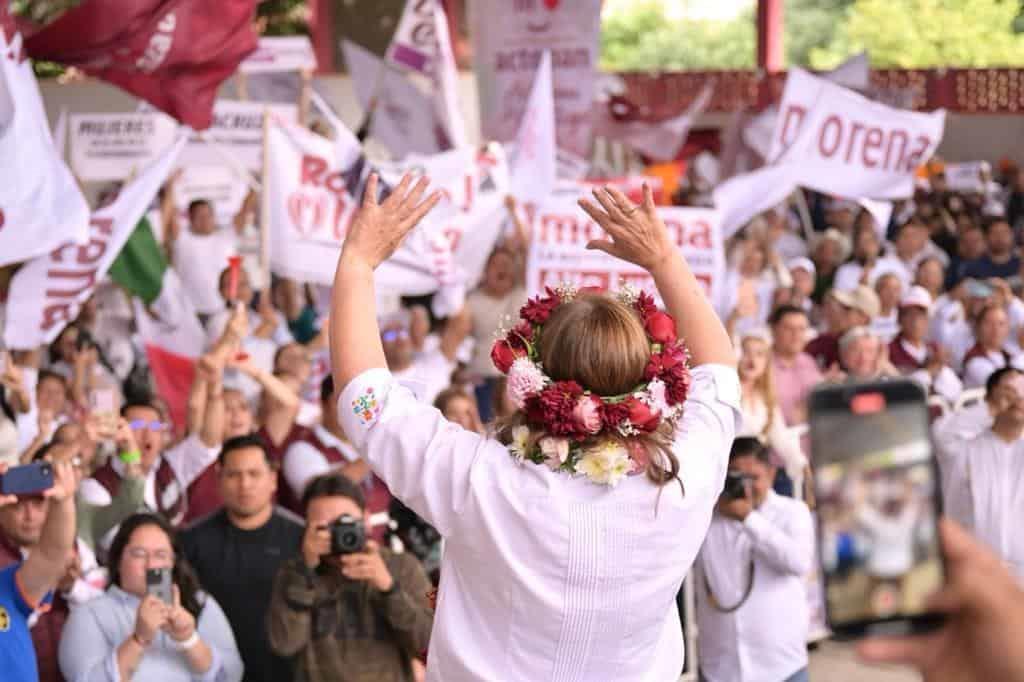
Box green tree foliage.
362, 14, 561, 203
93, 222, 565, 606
600, 1, 756, 71
810, 0, 1024, 68
784, 0, 856, 67
258, 0, 309, 36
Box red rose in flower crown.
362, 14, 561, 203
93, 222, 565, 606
493, 284, 692, 484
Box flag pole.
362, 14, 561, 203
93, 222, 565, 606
260, 108, 271, 290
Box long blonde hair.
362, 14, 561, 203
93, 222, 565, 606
493, 292, 680, 486
740, 336, 778, 438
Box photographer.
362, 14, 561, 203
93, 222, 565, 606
694, 437, 815, 682
267, 473, 433, 682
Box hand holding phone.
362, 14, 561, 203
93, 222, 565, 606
146, 567, 174, 604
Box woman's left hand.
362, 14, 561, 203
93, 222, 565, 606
341, 172, 442, 270
165, 585, 197, 643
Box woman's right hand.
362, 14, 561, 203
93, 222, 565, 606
302, 523, 331, 570
578, 184, 675, 274
135, 595, 169, 646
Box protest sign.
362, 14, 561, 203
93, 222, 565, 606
239, 36, 317, 74
178, 100, 297, 172
944, 162, 986, 193
526, 187, 724, 305
5, 134, 187, 349
0, 30, 89, 268
471, 0, 602, 159
70, 112, 179, 182
173, 165, 249, 230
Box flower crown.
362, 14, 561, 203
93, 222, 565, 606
490, 284, 692, 486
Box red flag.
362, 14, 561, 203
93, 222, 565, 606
20, 0, 258, 129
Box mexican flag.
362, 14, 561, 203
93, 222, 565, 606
109, 216, 205, 433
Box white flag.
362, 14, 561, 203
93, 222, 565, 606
509, 51, 555, 206
386, 0, 467, 151
0, 31, 89, 267
4, 134, 187, 349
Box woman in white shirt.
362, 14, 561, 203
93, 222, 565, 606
328, 176, 739, 681
737, 329, 807, 497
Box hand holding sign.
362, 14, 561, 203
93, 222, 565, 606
578, 184, 675, 274
341, 173, 442, 270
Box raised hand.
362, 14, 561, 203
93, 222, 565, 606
43, 458, 77, 502
341, 172, 442, 270
577, 184, 675, 273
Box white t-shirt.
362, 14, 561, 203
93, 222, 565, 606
173, 227, 238, 315
392, 349, 456, 406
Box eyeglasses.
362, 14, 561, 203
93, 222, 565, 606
125, 547, 174, 562
129, 419, 170, 433
381, 329, 409, 343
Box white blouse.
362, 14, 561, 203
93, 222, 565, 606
338, 363, 741, 681
739, 395, 807, 491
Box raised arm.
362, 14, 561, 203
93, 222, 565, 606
578, 184, 736, 368
19, 459, 77, 606
330, 173, 442, 391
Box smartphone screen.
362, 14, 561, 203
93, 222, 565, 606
146, 568, 173, 604
809, 380, 945, 637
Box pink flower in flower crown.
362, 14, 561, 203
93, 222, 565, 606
506, 357, 547, 409
572, 395, 603, 434
510, 320, 534, 344
634, 291, 658, 318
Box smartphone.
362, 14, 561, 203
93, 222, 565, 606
808, 379, 945, 638
89, 388, 118, 440
146, 567, 173, 604
0, 462, 54, 496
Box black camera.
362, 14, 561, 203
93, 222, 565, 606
328, 514, 366, 555
721, 470, 754, 500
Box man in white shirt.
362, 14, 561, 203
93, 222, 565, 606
695, 437, 814, 682
935, 367, 1024, 581
170, 198, 244, 317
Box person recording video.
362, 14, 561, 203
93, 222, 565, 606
266, 472, 433, 682
694, 437, 815, 682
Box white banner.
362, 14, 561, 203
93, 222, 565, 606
69, 113, 179, 182
173, 165, 249, 229
471, 0, 602, 159
526, 187, 724, 305
0, 32, 90, 267
944, 162, 986, 193
509, 50, 556, 206
385, 0, 468, 151
239, 36, 317, 74
5, 134, 187, 349
266, 118, 507, 312
342, 39, 444, 159
178, 101, 298, 172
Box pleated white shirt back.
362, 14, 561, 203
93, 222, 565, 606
339, 364, 741, 681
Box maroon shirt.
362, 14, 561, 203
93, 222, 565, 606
805, 332, 840, 370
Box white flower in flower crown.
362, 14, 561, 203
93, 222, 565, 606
506, 357, 547, 409
508, 425, 532, 463
616, 282, 640, 306
643, 377, 671, 416
538, 436, 570, 471
576, 440, 632, 487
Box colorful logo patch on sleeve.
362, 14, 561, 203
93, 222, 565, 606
351, 386, 383, 427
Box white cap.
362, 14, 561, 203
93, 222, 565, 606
899, 285, 933, 313
787, 257, 816, 277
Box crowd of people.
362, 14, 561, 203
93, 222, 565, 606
0, 149, 1023, 681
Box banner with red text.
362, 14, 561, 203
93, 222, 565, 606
526, 186, 724, 305
0, 30, 90, 268
5, 133, 187, 349
179, 100, 298, 171
22, 0, 258, 129
266, 118, 508, 313
471, 0, 602, 159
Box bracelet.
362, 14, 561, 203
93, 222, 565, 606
119, 450, 141, 464
132, 632, 152, 648
171, 631, 200, 651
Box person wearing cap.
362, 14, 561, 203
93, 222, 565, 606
837, 327, 896, 382
777, 258, 816, 316
888, 286, 963, 403
805, 285, 880, 371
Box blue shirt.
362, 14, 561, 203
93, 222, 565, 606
0, 563, 41, 681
